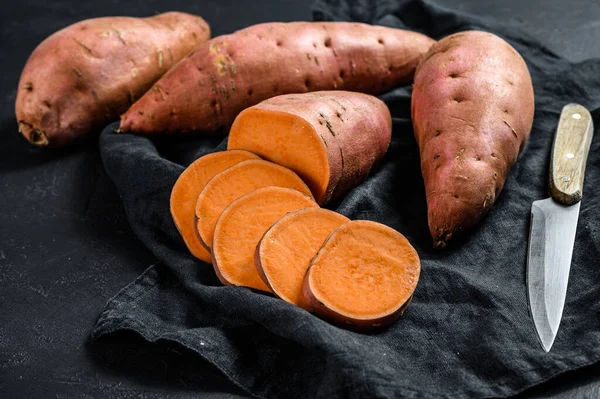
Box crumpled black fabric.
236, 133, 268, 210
92, 0, 600, 397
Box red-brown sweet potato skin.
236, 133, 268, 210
303, 276, 413, 331
120, 21, 435, 135
230, 91, 392, 204
15, 12, 210, 147
411, 31, 534, 248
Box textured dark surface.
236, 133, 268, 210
1, 0, 600, 398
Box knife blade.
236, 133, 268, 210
527, 103, 594, 352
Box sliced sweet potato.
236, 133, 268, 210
303, 220, 420, 330
195, 159, 313, 251
170, 150, 259, 263
119, 21, 434, 136
228, 91, 392, 204
255, 207, 349, 310
212, 186, 318, 291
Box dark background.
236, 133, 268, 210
1, 0, 599, 397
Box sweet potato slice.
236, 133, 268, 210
303, 220, 420, 330
255, 207, 349, 310
228, 91, 392, 204
195, 159, 313, 251
212, 187, 318, 291
16, 12, 210, 147
119, 21, 434, 136
170, 150, 259, 263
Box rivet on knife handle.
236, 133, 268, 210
549, 103, 594, 205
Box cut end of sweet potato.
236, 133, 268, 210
255, 207, 350, 310
228, 91, 392, 205
18, 121, 49, 147
431, 230, 453, 249
195, 158, 313, 252
433, 238, 447, 249
170, 149, 259, 263
304, 220, 420, 331
212, 186, 318, 292
229, 108, 330, 203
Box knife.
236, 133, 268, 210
527, 103, 594, 352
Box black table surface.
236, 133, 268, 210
1, 0, 599, 397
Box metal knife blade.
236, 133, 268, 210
527, 199, 580, 351
527, 103, 594, 352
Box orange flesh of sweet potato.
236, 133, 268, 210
212, 187, 318, 291
195, 159, 313, 251
227, 91, 392, 204
303, 220, 420, 330
15, 12, 210, 147
170, 150, 259, 263
411, 31, 534, 248
255, 207, 350, 310
119, 21, 434, 135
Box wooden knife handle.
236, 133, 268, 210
549, 103, 594, 205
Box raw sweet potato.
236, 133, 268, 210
411, 31, 534, 248
303, 220, 421, 330
227, 91, 392, 204
255, 207, 349, 310
119, 21, 435, 135
195, 159, 313, 252
170, 150, 259, 263
16, 12, 210, 147
212, 186, 318, 291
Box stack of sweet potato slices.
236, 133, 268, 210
169, 91, 421, 331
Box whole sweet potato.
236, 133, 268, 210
120, 21, 434, 135
15, 12, 210, 147
411, 31, 534, 248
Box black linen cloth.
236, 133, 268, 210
92, 0, 600, 397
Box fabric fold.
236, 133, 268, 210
92, 1, 600, 397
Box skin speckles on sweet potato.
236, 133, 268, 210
227, 91, 392, 205
15, 12, 210, 147
119, 21, 435, 136
411, 31, 534, 248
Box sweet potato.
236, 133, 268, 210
119, 21, 435, 135
212, 187, 318, 291
411, 31, 534, 248
303, 220, 420, 330
15, 12, 210, 147
227, 91, 392, 204
195, 159, 313, 252
255, 207, 349, 310
170, 150, 259, 263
